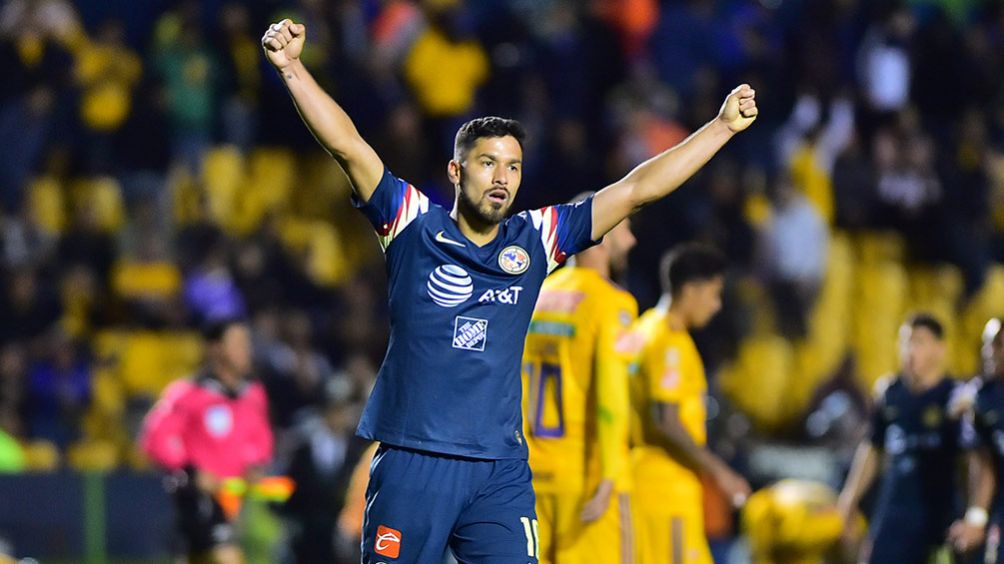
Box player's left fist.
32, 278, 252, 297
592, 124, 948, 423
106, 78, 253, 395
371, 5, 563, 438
718, 84, 758, 133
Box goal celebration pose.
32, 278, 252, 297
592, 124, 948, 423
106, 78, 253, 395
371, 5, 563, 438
262, 17, 757, 563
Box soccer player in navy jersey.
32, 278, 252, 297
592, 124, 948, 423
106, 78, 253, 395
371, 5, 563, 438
262, 18, 757, 563
950, 318, 1004, 561
837, 314, 963, 564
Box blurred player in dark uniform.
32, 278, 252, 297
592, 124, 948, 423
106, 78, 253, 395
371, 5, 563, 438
141, 319, 273, 564
950, 318, 1004, 562
837, 313, 962, 563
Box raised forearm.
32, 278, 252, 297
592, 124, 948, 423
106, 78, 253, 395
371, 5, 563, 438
279, 60, 381, 187
623, 118, 734, 208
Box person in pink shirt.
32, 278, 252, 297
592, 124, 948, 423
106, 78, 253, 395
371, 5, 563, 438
141, 318, 273, 564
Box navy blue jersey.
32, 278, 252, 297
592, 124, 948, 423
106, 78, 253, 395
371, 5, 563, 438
353, 169, 597, 459
963, 377, 1004, 512
868, 375, 962, 535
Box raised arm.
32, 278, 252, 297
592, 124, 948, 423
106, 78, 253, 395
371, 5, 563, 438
590, 85, 758, 239
262, 19, 384, 202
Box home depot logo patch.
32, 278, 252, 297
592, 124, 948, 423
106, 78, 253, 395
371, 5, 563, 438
375, 525, 402, 558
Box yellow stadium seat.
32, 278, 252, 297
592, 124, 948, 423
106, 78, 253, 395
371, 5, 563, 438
26, 176, 66, 235
116, 332, 203, 398
202, 145, 246, 227
720, 334, 795, 432
957, 264, 1004, 376
22, 440, 60, 472
70, 176, 125, 232
855, 231, 905, 265
110, 259, 182, 300
67, 439, 119, 472
852, 262, 907, 390
247, 147, 295, 209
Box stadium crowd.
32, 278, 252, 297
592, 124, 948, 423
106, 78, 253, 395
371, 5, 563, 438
3, 0, 1004, 560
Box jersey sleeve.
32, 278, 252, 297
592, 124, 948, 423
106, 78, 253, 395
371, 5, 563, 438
527, 196, 599, 273
140, 381, 191, 471
868, 382, 890, 448
594, 297, 637, 483
351, 168, 430, 250
647, 336, 688, 406
964, 393, 995, 451
246, 383, 274, 467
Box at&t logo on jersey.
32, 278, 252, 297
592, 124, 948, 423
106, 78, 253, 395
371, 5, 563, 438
375, 525, 402, 558
478, 286, 524, 305
453, 316, 488, 351
498, 245, 530, 274
427, 264, 473, 307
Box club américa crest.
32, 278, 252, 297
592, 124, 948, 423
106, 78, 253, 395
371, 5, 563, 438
498, 245, 530, 275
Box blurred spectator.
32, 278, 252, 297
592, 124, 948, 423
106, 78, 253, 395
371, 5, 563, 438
761, 174, 828, 339
647, 0, 718, 99
0, 0, 77, 210
74, 19, 141, 170
183, 242, 246, 324
261, 311, 335, 431
0, 268, 62, 348
832, 132, 879, 230
111, 231, 182, 327
24, 331, 90, 448
216, 3, 259, 152
154, 10, 219, 174
0, 345, 27, 437
404, 3, 487, 118
776, 93, 855, 224
57, 201, 116, 288
279, 382, 368, 564
404, 2, 488, 151
857, 7, 914, 125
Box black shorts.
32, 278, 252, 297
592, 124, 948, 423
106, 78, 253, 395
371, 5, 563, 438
169, 475, 238, 555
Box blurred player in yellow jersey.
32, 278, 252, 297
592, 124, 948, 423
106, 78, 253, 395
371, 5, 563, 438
742, 480, 865, 564
522, 194, 638, 564
631, 243, 750, 564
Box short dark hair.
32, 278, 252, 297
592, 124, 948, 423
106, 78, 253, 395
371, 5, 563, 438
660, 243, 727, 297
905, 312, 944, 341
201, 317, 247, 344
454, 116, 526, 160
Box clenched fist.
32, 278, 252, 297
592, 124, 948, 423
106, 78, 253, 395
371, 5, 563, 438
717, 84, 758, 134
261, 19, 305, 70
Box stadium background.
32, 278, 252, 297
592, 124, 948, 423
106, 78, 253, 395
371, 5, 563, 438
0, 0, 1002, 561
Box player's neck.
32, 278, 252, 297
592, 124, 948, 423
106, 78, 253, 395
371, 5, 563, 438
574, 252, 610, 279
211, 363, 243, 391
904, 369, 943, 391
451, 206, 500, 247
664, 301, 688, 332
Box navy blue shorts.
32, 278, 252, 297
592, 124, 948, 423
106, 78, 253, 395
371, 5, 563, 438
361, 444, 539, 563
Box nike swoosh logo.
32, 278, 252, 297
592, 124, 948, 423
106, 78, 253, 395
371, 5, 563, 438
435, 230, 466, 247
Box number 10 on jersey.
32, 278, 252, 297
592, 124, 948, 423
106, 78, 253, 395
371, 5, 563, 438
525, 361, 564, 438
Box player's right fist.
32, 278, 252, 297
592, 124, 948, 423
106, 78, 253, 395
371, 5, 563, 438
261, 19, 305, 70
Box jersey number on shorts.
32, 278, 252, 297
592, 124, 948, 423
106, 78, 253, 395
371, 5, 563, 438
520, 516, 540, 557
526, 361, 564, 438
